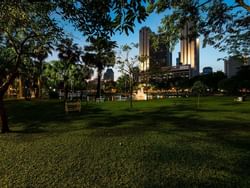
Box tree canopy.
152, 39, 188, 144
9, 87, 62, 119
0, 1, 61, 94
82, 37, 117, 98
147, 0, 250, 57
0, 0, 61, 132
57, 0, 149, 39
117, 43, 139, 107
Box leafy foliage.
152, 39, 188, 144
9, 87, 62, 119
190, 71, 226, 92
82, 37, 117, 70
0, 0, 61, 132
56, 38, 82, 98
0, 1, 61, 94
192, 80, 208, 108
116, 74, 130, 93
218, 65, 250, 95
82, 37, 117, 98
57, 0, 149, 38
43, 60, 93, 92
192, 81, 207, 96
148, 0, 250, 56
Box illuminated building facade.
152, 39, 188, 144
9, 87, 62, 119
139, 27, 150, 72
180, 22, 200, 76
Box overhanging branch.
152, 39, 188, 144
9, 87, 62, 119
236, 0, 250, 11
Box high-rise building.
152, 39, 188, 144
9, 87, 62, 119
203, 67, 213, 75
224, 56, 250, 78
103, 68, 114, 81
139, 27, 172, 72
176, 52, 181, 66
180, 22, 200, 76
139, 27, 150, 72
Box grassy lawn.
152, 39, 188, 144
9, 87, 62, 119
0, 96, 250, 187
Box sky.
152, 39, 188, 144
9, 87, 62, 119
48, 8, 228, 80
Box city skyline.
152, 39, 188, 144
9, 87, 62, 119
48, 12, 227, 80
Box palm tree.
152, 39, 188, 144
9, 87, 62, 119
43, 60, 93, 98
72, 64, 94, 90
56, 38, 81, 100
32, 42, 53, 98
82, 37, 117, 98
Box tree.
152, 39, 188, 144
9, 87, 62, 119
192, 81, 207, 109
0, 1, 60, 133
116, 74, 130, 94
31, 42, 54, 98
43, 60, 93, 94
71, 64, 93, 91
189, 71, 226, 92
117, 43, 139, 108
218, 65, 250, 95
56, 38, 82, 100
148, 0, 250, 57
57, 0, 148, 39
82, 37, 117, 98
218, 78, 239, 95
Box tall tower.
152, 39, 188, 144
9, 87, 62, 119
139, 27, 150, 72
180, 22, 200, 76
139, 27, 172, 72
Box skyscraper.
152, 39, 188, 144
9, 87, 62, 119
180, 22, 200, 76
103, 68, 114, 81
139, 27, 150, 72
139, 27, 172, 72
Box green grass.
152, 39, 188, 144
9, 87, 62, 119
0, 97, 250, 187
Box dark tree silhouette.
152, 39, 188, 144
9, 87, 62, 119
82, 37, 117, 98
56, 38, 81, 100
0, 1, 60, 133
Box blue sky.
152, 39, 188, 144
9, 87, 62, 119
49, 8, 227, 80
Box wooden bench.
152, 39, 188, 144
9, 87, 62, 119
65, 100, 81, 113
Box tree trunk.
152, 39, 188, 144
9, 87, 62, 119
96, 69, 102, 98
63, 77, 68, 101
64, 85, 68, 101
18, 77, 23, 99
38, 77, 42, 98
0, 52, 23, 133
0, 72, 19, 133
0, 96, 9, 133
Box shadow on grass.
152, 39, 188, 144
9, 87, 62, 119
139, 143, 248, 188
5, 100, 250, 153
6, 100, 250, 136
4, 99, 250, 187
6, 100, 107, 134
